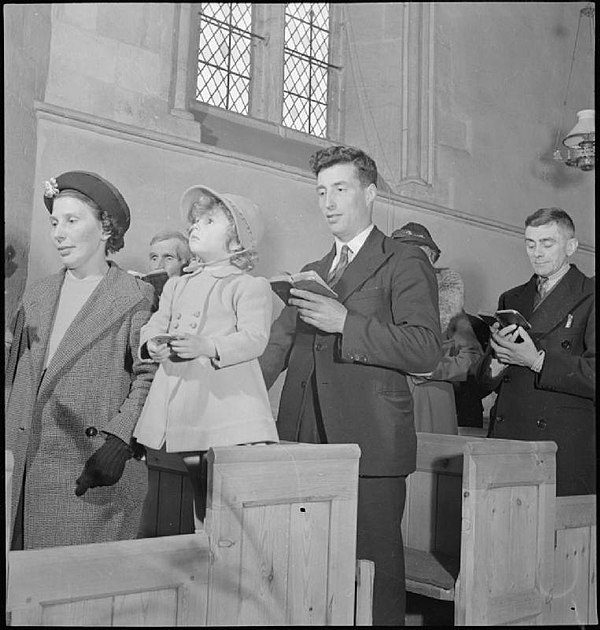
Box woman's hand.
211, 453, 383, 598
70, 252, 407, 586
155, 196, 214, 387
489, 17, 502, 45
146, 338, 171, 362
169, 333, 216, 360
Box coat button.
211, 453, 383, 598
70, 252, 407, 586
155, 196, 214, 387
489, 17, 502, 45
173, 323, 179, 329
300, 380, 307, 389
495, 415, 504, 423
193, 311, 201, 317
502, 374, 511, 383
536, 419, 547, 429
561, 340, 571, 349
176, 313, 182, 319
191, 322, 198, 328
85, 426, 98, 437
315, 343, 323, 351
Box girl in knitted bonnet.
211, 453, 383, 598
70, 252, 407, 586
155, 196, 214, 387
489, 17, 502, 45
134, 186, 279, 529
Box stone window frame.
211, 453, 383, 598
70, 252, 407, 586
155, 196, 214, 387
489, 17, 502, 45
172, 3, 344, 147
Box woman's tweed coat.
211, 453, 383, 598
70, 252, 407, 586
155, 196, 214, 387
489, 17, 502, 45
6, 262, 156, 549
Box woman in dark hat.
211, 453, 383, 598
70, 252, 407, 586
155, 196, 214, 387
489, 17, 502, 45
5, 171, 157, 550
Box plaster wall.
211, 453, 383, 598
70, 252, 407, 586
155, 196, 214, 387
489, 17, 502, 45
7, 2, 596, 323
4, 4, 52, 323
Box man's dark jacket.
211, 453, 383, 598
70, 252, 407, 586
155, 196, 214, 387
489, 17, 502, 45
479, 265, 595, 496
260, 227, 442, 476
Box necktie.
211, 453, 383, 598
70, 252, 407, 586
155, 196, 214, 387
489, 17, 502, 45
327, 244, 350, 287
533, 275, 548, 309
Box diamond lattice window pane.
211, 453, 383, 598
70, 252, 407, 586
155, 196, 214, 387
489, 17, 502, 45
311, 102, 327, 137
283, 3, 331, 137
197, 67, 228, 108
286, 3, 311, 21
312, 4, 330, 30
313, 29, 329, 61
195, 3, 252, 114
284, 55, 310, 96
283, 95, 310, 133
312, 66, 328, 103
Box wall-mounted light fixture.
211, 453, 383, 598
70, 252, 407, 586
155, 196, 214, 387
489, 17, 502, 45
552, 4, 595, 172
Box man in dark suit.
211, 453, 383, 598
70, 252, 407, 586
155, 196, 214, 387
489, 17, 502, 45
478, 207, 595, 496
259, 145, 442, 625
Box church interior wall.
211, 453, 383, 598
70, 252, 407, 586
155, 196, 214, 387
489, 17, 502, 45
5, 2, 595, 331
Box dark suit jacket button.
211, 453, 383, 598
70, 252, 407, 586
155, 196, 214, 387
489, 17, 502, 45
300, 380, 307, 389
561, 340, 571, 349
502, 374, 511, 383
315, 343, 323, 351
536, 419, 547, 429
85, 426, 98, 437
495, 415, 504, 423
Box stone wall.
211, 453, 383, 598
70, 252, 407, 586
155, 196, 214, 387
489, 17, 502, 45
5, 2, 595, 327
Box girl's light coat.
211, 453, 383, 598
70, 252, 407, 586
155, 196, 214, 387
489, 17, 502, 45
134, 264, 279, 451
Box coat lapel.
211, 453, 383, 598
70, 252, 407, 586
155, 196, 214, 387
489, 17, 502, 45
530, 266, 592, 334
27, 271, 64, 384
334, 228, 392, 303
509, 276, 538, 321
39, 263, 143, 394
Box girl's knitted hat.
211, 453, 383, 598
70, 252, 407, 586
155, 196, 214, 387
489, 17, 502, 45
180, 185, 264, 251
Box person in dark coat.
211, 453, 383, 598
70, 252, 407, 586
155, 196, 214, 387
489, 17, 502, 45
392, 223, 483, 435
6, 171, 156, 549
259, 145, 442, 625
478, 207, 595, 496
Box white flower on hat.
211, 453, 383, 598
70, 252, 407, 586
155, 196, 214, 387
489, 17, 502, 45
43, 177, 60, 198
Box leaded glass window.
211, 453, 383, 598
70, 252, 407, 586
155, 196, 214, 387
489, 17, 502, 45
195, 3, 253, 115
283, 3, 330, 138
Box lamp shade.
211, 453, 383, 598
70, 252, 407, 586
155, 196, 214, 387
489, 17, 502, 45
563, 109, 595, 147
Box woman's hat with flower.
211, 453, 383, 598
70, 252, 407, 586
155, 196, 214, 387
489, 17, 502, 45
180, 185, 264, 252
43, 171, 131, 234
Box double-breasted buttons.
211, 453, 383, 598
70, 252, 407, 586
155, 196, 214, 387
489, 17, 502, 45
176, 313, 182, 319
173, 323, 179, 329
191, 322, 198, 328
536, 419, 547, 429
561, 340, 571, 350
193, 311, 201, 317
85, 426, 98, 437
315, 343, 324, 351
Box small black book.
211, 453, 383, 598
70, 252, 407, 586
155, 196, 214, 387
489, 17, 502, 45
140, 269, 169, 296
269, 270, 338, 304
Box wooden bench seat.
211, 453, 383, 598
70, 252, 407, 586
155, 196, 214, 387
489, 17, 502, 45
404, 547, 459, 599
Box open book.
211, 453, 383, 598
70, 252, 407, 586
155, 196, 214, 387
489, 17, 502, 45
270, 270, 338, 304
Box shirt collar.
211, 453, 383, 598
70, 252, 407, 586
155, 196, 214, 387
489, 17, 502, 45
185, 262, 243, 278
538, 262, 571, 286
334, 224, 374, 259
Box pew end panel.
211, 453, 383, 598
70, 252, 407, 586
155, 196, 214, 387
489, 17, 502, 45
205, 442, 361, 626
402, 433, 559, 626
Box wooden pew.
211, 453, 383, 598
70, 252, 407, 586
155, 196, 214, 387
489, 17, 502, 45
6, 443, 373, 626
402, 432, 597, 625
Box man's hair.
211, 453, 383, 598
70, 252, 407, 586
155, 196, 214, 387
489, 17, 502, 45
309, 145, 378, 187
525, 207, 576, 238
149, 230, 191, 263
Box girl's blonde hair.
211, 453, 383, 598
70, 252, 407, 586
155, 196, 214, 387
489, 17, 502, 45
188, 193, 258, 271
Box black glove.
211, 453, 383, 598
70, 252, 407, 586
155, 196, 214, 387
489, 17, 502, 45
75, 434, 133, 497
